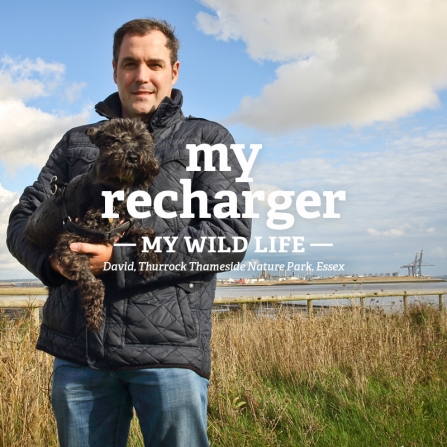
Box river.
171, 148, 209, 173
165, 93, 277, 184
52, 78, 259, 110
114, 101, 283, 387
1, 279, 446, 313
216, 280, 447, 311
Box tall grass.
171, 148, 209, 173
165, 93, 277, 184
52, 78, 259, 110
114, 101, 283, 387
208, 305, 447, 446
0, 305, 446, 446
0, 311, 55, 446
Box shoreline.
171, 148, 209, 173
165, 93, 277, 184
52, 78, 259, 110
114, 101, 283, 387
218, 276, 446, 287
0, 277, 444, 295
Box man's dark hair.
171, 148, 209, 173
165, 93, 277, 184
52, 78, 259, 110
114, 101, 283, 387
113, 18, 180, 66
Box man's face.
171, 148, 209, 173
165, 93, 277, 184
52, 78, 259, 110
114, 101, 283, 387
113, 31, 179, 121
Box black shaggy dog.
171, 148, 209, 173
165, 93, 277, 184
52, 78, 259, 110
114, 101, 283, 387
25, 118, 162, 332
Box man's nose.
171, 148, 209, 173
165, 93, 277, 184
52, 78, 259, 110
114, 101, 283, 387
135, 64, 150, 84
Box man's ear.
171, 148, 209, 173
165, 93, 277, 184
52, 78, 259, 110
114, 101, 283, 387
171, 61, 180, 85
112, 60, 117, 84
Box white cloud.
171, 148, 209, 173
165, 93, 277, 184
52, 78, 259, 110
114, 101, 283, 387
367, 226, 409, 238
197, 0, 447, 132
0, 184, 28, 278
0, 183, 18, 221
431, 247, 446, 258
240, 125, 446, 275
65, 82, 87, 103
242, 258, 259, 267
0, 56, 90, 169
0, 56, 65, 101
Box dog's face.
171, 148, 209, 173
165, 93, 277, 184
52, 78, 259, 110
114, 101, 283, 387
86, 118, 160, 190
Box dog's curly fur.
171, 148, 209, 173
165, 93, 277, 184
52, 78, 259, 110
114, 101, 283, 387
25, 118, 162, 332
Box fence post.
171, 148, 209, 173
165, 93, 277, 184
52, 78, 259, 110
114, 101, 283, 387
360, 297, 365, 318
403, 293, 408, 313
439, 294, 444, 312
31, 307, 40, 326
242, 303, 247, 321
307, 299, 313, 317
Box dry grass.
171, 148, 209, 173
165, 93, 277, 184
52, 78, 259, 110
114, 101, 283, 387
211, 305, 446, 388
208, 305, 447, 446
0, 305, 446, 446
0, 311, 55, 447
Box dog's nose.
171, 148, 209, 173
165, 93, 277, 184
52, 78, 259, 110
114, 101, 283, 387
127, 153, 139, 164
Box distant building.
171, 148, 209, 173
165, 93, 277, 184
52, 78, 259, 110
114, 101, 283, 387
15, 281, 44, 287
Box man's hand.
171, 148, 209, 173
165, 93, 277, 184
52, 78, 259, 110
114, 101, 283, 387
70, 242, 114, 276
50, 254, 72, 280
50, 242, 114, 279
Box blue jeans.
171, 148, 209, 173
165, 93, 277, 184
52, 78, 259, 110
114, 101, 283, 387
52, 358, 210, 447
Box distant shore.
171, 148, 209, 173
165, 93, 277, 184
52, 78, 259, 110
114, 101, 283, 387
0, 287, 47, 295
0, 276, 444, 295
218, 276, 446, 287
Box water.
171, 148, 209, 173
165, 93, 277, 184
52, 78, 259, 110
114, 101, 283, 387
216, 280, 447, 311
2, 280, 446, 313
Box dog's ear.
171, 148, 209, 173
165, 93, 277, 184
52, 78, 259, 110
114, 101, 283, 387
86, 127, 99, 144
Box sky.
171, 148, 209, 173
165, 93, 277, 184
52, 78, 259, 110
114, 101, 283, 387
0, 0, 446, 279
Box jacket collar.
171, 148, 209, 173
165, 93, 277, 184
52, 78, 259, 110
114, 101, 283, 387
94, 88, 184, 133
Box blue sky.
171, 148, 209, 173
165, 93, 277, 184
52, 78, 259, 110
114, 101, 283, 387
1, 0, 446, 279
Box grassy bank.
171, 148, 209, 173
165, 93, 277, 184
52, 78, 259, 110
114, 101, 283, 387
0, 305, 446, 446
208, 305, 447, 446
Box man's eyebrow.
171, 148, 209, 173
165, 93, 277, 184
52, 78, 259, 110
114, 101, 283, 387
120, 57, 166, 65
147, 58, 166, 65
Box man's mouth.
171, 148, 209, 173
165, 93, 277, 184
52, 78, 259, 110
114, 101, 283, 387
133, 91, 155, 96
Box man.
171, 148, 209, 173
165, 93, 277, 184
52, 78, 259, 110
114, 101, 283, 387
7, 19, 251, 447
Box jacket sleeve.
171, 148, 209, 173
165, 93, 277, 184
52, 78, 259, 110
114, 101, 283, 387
6, 134, 71, 287
113, 126, 252, 289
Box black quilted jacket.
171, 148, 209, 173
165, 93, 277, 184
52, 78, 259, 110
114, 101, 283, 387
7, 89, 251, 378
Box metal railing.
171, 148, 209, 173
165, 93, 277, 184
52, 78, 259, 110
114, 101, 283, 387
0, 290, 445, 325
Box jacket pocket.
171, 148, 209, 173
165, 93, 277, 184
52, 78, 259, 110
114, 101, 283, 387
124, 281, 199, 345
64, 149, 97, 179
41, 283, 78, 337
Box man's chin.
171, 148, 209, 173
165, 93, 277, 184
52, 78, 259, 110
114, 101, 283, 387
124, 105, 156, 121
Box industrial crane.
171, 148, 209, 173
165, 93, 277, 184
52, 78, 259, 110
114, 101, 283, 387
400, 250, 435, 276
